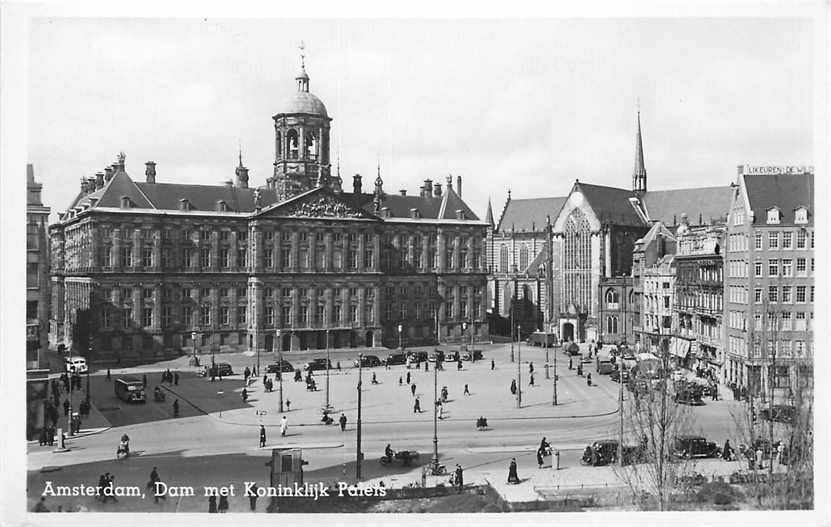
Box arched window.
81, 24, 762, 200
563, 208, 592, 311
628, 290, 635, 306
305, 132, 318, 160
276, 132, 282, 160
519, 245, 529, 271
605, 289, 619, 305
499, 245, 508, 273
286, 130, 299, 160
607, 316, 618, 334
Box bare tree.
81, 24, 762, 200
614, 341, 694, 510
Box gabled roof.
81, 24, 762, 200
135, 182, 278, 212
575, 182, 643, 226
642, 186, 733, 226
255, 186, 379, 220
496, 197, 566, 232
92, 170, 155, 209
743, 173, 814, 226
634, 221, 677, 250
346, 186, 480, 221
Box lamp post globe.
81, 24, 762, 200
398, 324, 403, 350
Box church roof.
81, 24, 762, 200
574, 182, 643, 226
496, 197, 566, 232
642, 185, 733, 226
743, 173, 814, 226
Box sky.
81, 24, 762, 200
27, 17, 814, 222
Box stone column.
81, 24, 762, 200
437, 229, 446, 272
152, 283, 162, 330
132, 228, 142, 270
325, 232, 333, 272
454, 233, 461, 272
373, 233, 381, 272
89, 222, 99, 269
290, 231, 299, 272
421, 232, 429, 273
358, 233, 366, 271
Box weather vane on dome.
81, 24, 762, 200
299, 40, 306, 70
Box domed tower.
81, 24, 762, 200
269, 42, 332, 200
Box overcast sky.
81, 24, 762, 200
28, 17, 813, 222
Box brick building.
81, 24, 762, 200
49, 57, 488, 363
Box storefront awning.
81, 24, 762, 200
670, 337, 691, 358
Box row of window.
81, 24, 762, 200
727, 335, 810, 358
753, 311, 813, 331
752, 230, 813, 251
753, 258, 813, 277
676, 291, 723, 312
753, 285, 814, 304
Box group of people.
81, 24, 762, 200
159, 369, 179, 385
95, 472, 119, 503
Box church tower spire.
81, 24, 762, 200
632, 104, 647, 194
485, 198, 494, 227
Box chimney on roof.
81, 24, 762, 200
353, 174, 362, 195
399, 189, 407, 196
116, 151, 126, 171
234, 155, 249, 188
95, 172, 105, 189
424, 179, 433, 197
446, 175, 453, 192
457, 175, 462, 198
80, 178, 88, 194
88, 177, 97, 193
104, 166, 114, 182
145, 161, 157, 184
656, 232, 665, 258
434, 183, 442, 197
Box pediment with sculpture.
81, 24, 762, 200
261, 191, 377, 220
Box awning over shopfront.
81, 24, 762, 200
670, 337, 691, 358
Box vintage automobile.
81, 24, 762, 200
444, 351, 461, 362
353, 355, 381, 368
673, 381, 705, 405
610, 366, 630, 383
674, 435, 721, 459
462, 349, 483, 361
266, 360, 294, 373
379, 449, 420, 467
406, 351, 429, 363
201, 363, 234, 377
759, 404, 796, 424
304, 358, 333, 371
581, 440, 644, 466
383, 353, 408, 366
596, 360, 614, 375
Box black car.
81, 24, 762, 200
462, 350, 483, 361
610, 367, 630, 383
354, 355, 381, 368
674, 435, 721, 459
203, 362, 234, 377
759, 404, 796, 424
673, 381, 704, 405
304, 358, 333, 371
582, 440, 644, 466
266, 360, 294, 373
444, 351, 461, 362
383, 353, 407, 366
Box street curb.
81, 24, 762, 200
27, 426, 112, 446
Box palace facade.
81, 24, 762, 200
49, 58, 488, 363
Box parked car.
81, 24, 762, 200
304, 358, 333, 371
354, 355, 381, 368
596, 360, 614, 375
203, 363, 234, 377
444, 351, 461, 362
266, 360, 294, 373
65, 356, 88, 374
383, 353, 407, 366
462, 349, 483, 361
674, 435, 721, 459
428, 350, 445, 363
673, 381, 705, 405
759, 404, 796, 424
581, 440, 645, 466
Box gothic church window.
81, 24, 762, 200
519, 246, 529, 271
499, 245, 508, 273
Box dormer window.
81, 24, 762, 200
794, 206, 809, 224
217, 200, 228, 212
179, 198, 191, 211
766, 207, 780, 225
120, 196, 133, 209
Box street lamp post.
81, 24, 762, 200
325, 329, 331, 411
516, 324, 522, 408
190, 330, 198, 366
462, 322, 467, 355
510, 303, 515, 362
356, 353, 363, 480
618, 356, 625, 466
276, 329, 284, 413
552, 324, 558, 405
398, 324, 403, 350
431, 350, 440, 474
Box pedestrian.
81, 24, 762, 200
173, 399, 180, 417
143, 374, 147, 387
529, 362, 534, 375
208, 494, 217, 513
411, 383, 417, 397
711, 384, 718, 401
244, 366, 251, 382
260, 425, 266, 447
530, 374, 535, 386
406, 372, 411, 384
438, 400, 444, 419
507, 458, 520, 484
414, 396, 421, 413
38, 427, 47, 446
150, 467, 166, 503
218, 493, 229, 512
174, 372, 179, 385
337, 362, 341, 371
371, 372, 378, 384
280, 415, 287, 437
586, 373, 591, 386
249, 483, 258, 511
457, 359, 462, 371
455, 464, 464, 490
491, 359, 495, 370
339, 413, 347, 431
777, 442, 784, 465
399, 376, 403, 386
464, 384, 470, 396
63, 398, 70, 417
106, 368, 111, 381
97, 473, 106, 501
510, 379, 517, 395
425, 360, 429, 372
105, 474, 118, 503
756, 447, 764, 470
723, 439, 733, 461
32, 496, 49, 512
286, 400, 291, 411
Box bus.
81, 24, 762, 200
114, 376, 146, 403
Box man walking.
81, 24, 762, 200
491, 359, 495, 371
280, 415, 288, 437
406, 371, 411, 385
174, 372, 179, 385
464, 384, 470, 396
339, 413, 347, 431
413, 396, 421, 413
411, 383, 417, 397
249, 483, 258, 511
259, 425, 266, 447
454, 464, 464, 491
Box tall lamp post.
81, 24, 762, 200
276, 329, 284, 413
324, 329, 331, 411
398, 324, 403, 350
356, 353, 363, 480
516, 324, 522, 408
190, 330, 198, 366
552, 324, 558, 405
431, 350, 440, 474
461, 322, 467, 355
